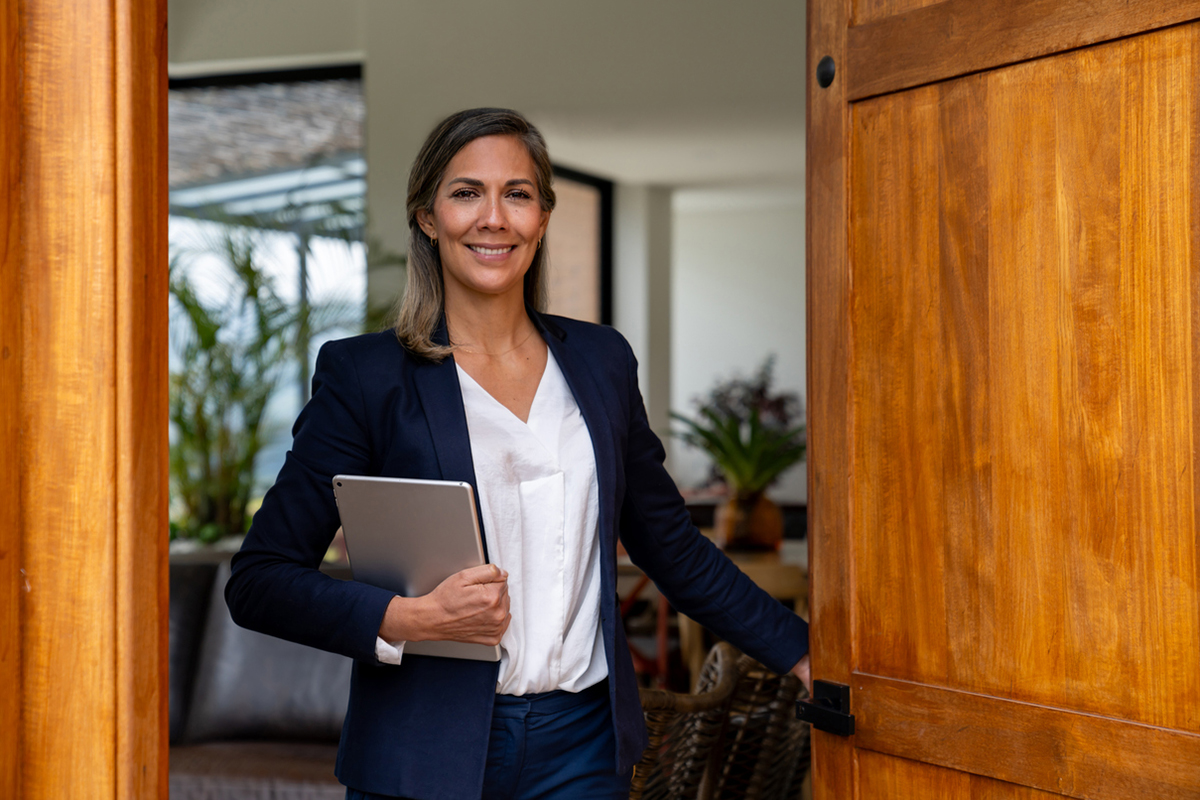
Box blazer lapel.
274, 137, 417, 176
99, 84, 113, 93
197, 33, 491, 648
534, 312, 619, 558
413, 360, 476, 485
410, 319, 488, 552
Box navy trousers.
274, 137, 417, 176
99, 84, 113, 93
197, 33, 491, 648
345, 679, 631, 800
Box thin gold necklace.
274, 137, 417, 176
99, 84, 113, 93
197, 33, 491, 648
454, 326, 537, 357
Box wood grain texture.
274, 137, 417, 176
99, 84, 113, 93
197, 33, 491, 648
849, 23, 1200, 733
1049, 43, 1127, 727
859, 749, 969, 798
114, 0, 169, 798
935, 74, 994, 695
807, 0, 854, 796
861, 750, 1071, 800
970, 777, 1070, 800
0, 0, 23, 797
851, 83, 950, 685
855, 674, 1200, 799
985, 44, 1070, 712
852, 0, 945, 27
6, 0, 169, 797
846, 0, 1200, 100
1116, 25, 1200, 732
21, 0, 120, 794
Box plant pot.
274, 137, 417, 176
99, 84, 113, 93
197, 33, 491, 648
715, 492, 784, 552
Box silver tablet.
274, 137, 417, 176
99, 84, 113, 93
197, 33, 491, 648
331, 475, 501, 662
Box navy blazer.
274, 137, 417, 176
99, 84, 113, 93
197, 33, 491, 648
226, 312, 808, 800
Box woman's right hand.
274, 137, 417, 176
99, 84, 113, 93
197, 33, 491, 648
377, 564, 511, 645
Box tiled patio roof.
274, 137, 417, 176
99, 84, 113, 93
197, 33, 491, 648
169, 79, 363, 190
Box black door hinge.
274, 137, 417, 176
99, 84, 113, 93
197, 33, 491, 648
797, 680, 855, 736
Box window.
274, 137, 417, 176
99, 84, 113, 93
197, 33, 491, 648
168, 68, 365, 537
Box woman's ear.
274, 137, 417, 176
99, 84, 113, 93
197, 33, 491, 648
416, 208, 437, 240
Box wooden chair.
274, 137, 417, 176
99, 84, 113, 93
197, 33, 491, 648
632, 644, 811, 800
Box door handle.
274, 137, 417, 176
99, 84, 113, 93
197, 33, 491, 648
797, 679, 856, 736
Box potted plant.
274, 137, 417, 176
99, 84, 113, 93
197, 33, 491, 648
672, 357, 806, 551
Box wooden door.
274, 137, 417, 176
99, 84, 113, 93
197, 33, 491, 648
807, 2, 1200, 797
0, 1, 169, 797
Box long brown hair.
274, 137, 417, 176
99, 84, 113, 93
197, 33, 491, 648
393, 108, 557, 361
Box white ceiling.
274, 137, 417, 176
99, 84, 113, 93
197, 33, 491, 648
168, 0, 806, 186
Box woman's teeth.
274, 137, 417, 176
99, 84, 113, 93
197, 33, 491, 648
470, 245, 513, 256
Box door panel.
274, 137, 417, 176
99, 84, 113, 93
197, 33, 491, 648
809, 0, 1200, 796
852, 0, 946, 27
861, 751, 1069, 800
857, 675, 1200, 797
851, 81, 954, 688
850, 23, 1200, 729
858, 750, 970, 798
847, 0, 1200, 100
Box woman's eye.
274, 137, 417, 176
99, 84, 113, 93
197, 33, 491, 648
451, 188, 479, 199
508, 190, 532, 200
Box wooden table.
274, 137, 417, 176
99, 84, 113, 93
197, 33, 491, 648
617, 534, 809, 688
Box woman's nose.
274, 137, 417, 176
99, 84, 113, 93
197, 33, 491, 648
479, 195, 507, 229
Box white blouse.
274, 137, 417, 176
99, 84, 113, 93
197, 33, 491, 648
375, 349, 607, 696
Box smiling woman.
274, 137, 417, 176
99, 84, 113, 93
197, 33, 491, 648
415, 134, 553, 423
223, 107, 809, 800
397, 109, 557, 363
418, 137, 549, 301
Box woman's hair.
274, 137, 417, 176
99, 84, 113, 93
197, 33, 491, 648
393, 107, 557, 361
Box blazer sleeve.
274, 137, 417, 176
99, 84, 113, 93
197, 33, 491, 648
224, 339, 397, 663
615, 337, 809, 675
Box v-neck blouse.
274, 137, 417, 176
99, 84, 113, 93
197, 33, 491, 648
455, 349, 607, 695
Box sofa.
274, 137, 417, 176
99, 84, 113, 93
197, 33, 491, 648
169, 555, 351, 800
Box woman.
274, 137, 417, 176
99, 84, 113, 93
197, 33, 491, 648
226, 108, 810, 800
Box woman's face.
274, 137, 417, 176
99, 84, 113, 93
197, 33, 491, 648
417, 134, 550, 305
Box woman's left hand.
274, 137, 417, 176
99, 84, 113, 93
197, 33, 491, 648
790, 654, 812, 696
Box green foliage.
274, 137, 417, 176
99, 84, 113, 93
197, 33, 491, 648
671, 357, 806, 496
169, 220, 359, 540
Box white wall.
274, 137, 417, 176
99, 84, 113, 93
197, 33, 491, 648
671, 185, 807, 503
614, 185, 674, 444
356, 0, 804, 318
168, 0, 364, 75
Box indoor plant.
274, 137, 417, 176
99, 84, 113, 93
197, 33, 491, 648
672, 357, 806, 551
169, 219, 358, 544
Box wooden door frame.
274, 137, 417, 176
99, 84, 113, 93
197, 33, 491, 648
806, 0, 853, 796
806, 0, 1200, 796
0, 1, 169, 797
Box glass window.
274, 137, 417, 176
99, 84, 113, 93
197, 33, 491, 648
168, 73, 365, 540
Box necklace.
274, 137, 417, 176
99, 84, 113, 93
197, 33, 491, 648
453, 326, 537, 357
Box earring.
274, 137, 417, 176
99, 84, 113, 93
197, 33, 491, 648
431, 236, 438, 247
537, 238, 543, 250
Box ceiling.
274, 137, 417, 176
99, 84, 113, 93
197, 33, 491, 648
168, 0, 806, 187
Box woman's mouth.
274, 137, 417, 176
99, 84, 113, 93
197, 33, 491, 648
468, 245, 516, 256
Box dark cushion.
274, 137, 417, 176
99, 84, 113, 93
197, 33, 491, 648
182, 561, 352, 743
169, 741, 342, 799
169, 562, 220, 744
